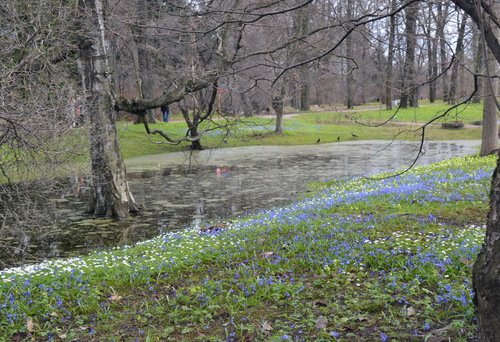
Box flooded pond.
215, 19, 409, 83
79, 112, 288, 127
1, 140, 481, 269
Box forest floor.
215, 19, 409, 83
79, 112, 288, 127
0, 153, 493, 341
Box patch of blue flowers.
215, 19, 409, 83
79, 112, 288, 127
0, 155, 494, 340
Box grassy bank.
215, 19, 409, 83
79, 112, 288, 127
334, 101, 483, 124
118, 103, 482, 159
0, 154, 493, 341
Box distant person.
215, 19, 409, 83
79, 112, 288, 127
161, 104, 170, 122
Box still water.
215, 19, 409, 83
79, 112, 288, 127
1, 140, 481, 269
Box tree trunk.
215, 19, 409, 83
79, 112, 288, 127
480, 18, 499, 157
426, 2, 438, 104
80, 0, 141, 218
132, 0, 156, 123
448, 15, 467, 105
437, 3, 450, 102
272, 90, 285, 134
473, 156, 500, 341
189, 127, 203, 150
291, 5, 310, 111
179, 106, 204, 150
400, 1, 419, 108
300, 66, 310, 111
428, 38, 438, 103
345, 0, 355, 109
480, 84, 498, 156
385, 0, 396, 110
473, 27, 485, 104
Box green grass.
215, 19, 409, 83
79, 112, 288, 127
0, 154, 494, 341
118, 101, 482, 159
336, 101, 483, 124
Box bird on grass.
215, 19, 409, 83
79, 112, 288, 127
351, 132, 358, 138
316, 138, 321, 144
337, 136, 340, 142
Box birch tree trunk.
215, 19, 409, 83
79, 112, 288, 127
79, 0, 141, 218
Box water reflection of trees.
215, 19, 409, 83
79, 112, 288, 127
1, 142, 479, 269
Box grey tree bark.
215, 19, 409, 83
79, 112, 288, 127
131, 0, 157, 124
448, 15, 467, 105
272, 87, 286, 134
385, 0, 397, 110
437, 2, 450, 102
345, 0, 355, 109
79, 0, 141, 218
479, 16, 499, 157
480, 68, 498, 156
424, 2, 438, 103
400, 1, 419, 108
473, 26, 485, 104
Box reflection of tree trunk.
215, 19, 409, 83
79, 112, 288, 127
385, 0, 396, 110
448, 15, 467, 105
80, 0, 141, 218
